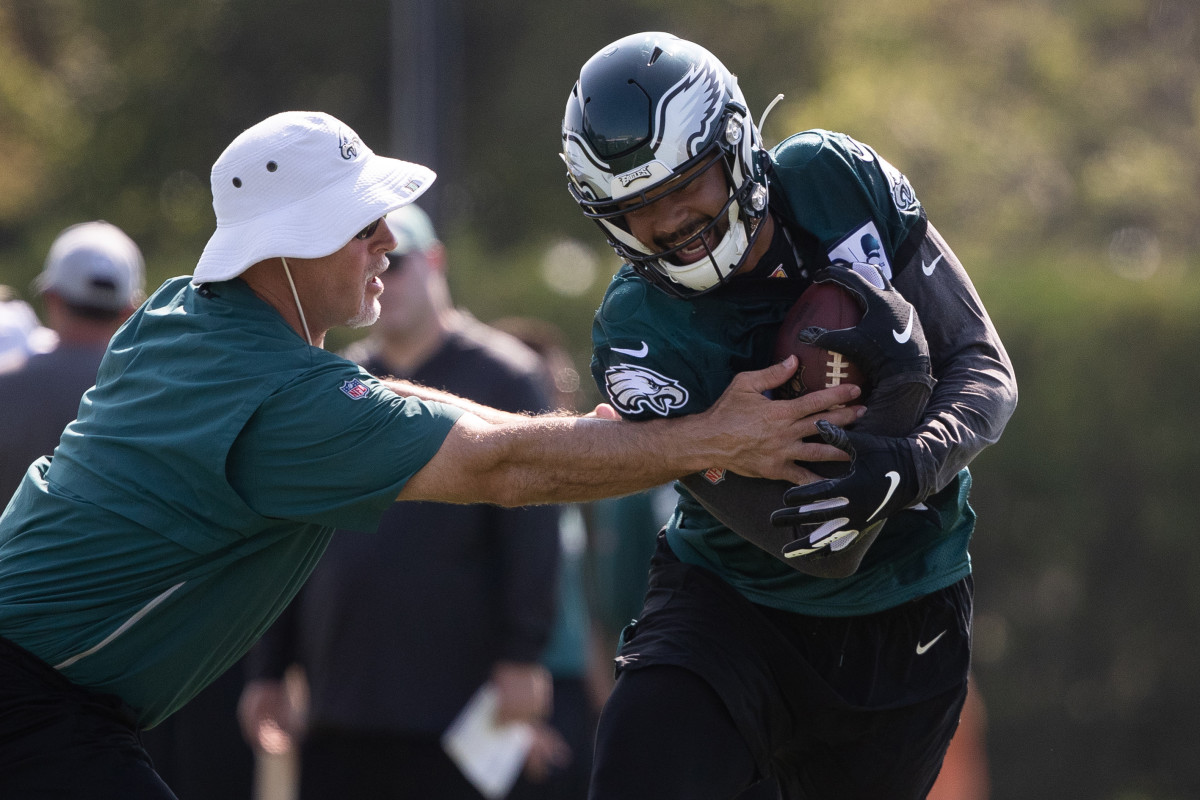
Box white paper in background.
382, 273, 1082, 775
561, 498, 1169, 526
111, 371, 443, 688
441, 684, 533, 799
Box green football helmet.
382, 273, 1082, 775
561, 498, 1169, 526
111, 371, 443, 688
561, 32, 770, 297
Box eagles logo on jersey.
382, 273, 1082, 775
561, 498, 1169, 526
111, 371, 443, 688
605, 364, 689, 417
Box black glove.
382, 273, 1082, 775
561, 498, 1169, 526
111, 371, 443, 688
679, 471, 873, 578
799, 263, 932, 387
772, 420, 921, 547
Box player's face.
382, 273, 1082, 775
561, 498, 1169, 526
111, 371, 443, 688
619, 158, 731, 266
295, 218, 397, 336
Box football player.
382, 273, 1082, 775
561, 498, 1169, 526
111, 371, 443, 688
562, 31, 1017, 799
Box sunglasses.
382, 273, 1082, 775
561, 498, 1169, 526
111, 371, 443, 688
354, 218, 383, 240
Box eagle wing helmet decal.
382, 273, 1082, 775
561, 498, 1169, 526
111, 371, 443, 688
560, 56, 727, 202
653, 62, 725, 162
605, 364, 689, 417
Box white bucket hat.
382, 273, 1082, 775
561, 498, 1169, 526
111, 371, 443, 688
193, 111, 435, 283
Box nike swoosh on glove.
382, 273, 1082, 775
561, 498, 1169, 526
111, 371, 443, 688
799, 263, 933, 387
771, 420, 921, 554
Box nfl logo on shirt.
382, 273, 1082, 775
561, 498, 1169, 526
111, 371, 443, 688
339, 379, 370, 400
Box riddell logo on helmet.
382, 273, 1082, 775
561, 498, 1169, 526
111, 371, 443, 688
617, 165, 654, 187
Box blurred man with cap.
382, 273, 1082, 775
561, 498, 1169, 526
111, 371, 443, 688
0, 221, 144, 503
0, 111, 859, 799
0, 286, 56, 375
240, 203, 572, 800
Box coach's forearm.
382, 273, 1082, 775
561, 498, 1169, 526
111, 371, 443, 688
397, 360, 863, 506
383, 378, 541, 425
450, 412, 719, 507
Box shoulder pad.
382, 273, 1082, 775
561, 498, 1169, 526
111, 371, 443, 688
598, 273, 650, 325
770, 129, 830, 170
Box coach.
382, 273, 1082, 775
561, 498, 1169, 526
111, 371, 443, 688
0, 111, 862, 798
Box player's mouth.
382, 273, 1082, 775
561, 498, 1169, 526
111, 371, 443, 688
674, 234, 711, 264
662, 221, 714, 266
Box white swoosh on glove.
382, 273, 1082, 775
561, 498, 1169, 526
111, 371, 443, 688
868, 471, 901, 522
893, 308, 913, 344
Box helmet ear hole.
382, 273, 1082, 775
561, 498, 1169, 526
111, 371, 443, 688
724, 116, 743, 146
748, 184, 768, 213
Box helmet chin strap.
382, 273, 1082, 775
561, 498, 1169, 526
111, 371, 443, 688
280, 257, 313, 346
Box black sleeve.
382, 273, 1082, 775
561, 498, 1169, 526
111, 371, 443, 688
893, 223, 1018, 495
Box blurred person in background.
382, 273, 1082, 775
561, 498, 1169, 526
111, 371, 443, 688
0, 285, 57, 375
491, 315, 604, 800
238, 204, 568, 800
580, 484, 672, 712
560, 32, 1016, 799
0, 221, 143, 504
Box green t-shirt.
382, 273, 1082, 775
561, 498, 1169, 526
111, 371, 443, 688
0, 277, 462, 727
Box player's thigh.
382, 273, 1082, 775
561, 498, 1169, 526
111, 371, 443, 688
590, 665, 763, 800
777, 681, 967, 800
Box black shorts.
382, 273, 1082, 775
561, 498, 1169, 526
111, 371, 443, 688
0, 635, 175, 799
609, 533, 972, 799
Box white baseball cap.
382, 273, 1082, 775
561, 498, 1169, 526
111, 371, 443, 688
0, 294, 57, 372
193, 111, 436, 283
35, 221, 145, 312
386, 203, 439, 258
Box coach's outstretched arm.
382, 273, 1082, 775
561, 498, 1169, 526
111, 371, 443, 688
394, 357, 862, 507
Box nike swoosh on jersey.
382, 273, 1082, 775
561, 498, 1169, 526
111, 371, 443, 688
611, 342, 650, 358
916, 630, 947, 655
921, 255, 943, 276
893, 308, 914, 344
868, 471, 901, 522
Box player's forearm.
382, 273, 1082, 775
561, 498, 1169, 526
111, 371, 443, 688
898, 226, 1018, 494
911, 357, 1016, 494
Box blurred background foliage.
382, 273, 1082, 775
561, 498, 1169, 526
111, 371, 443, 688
1, 0, 1197, 796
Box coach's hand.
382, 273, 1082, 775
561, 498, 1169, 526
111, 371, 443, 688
696, 358, 864, 485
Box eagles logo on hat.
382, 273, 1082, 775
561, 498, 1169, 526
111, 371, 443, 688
193, 111, 436, 285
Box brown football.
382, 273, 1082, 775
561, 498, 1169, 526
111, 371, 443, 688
773, 282, 867, 399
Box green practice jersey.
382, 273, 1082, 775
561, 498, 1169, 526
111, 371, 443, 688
591, 130, 984, 617
0, 277, 462, 727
